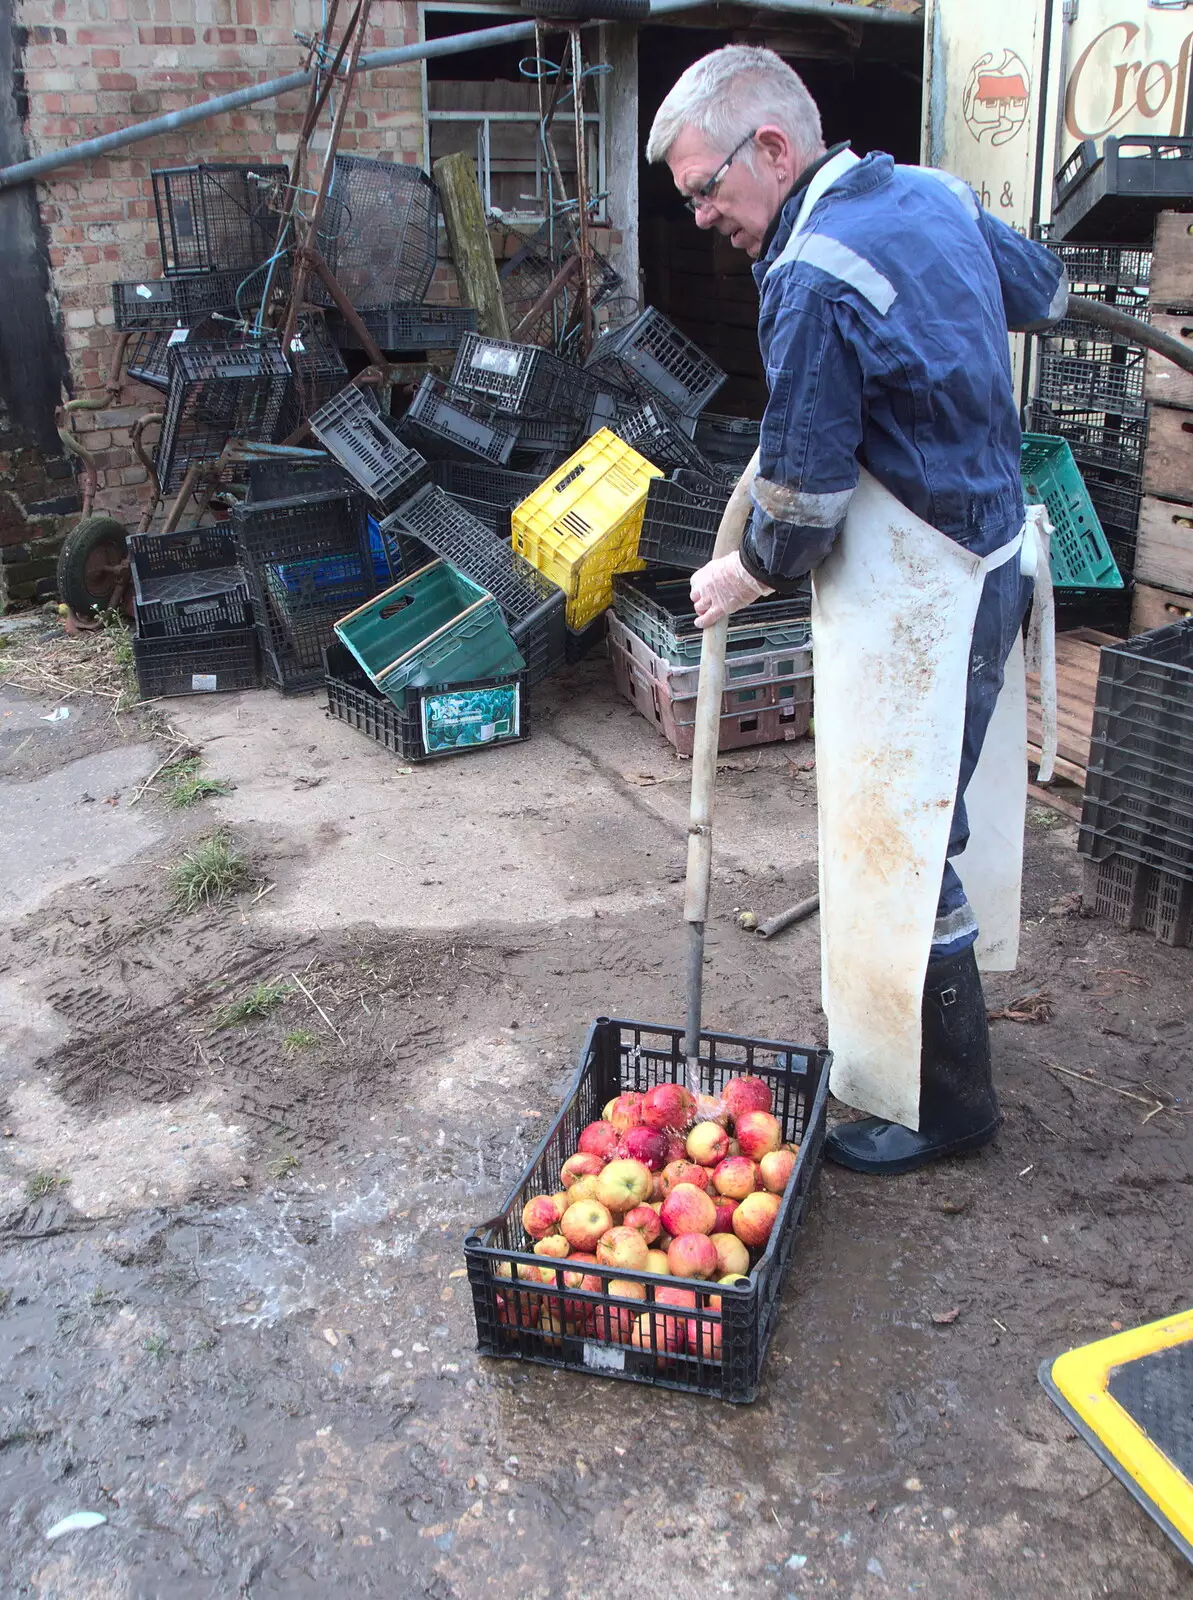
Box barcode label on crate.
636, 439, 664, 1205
190, 673, 218, 692
583, 1341, 625, 1373
471, 348, 521, 377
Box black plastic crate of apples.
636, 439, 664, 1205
464, 1017, 830, 1404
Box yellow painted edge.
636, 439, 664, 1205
1051, 1308, 1193, 1540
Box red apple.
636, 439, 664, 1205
606, 1091, 646, 1132
710, 1231, 749, 1277
561, 1151, 605, 1187
686, 1121, 731, 1167
623, 1203, 661, 1244
641, 1083, 697, 1132
663, 1134, 688, 1165
667, 1232, 719, 1280
686, 1300, 723, 1359
659, 1182, 717, 1238
759, 1148, 796, 1193
534, 1234, 571, 1260
712, 1156, 759, 1200
565, 1174, 600, 1206
735, 1110, 782, 1162
522, 1194, 563, 1240
561, 1199, 613, 1251
495, 1290, 539, 1329
578, 1121, 620, 1160
655, 1285, 697, 1351
595, 1158, 654, 1213
660, 1159, 711, 1196
722, 1075, 773, 1121
711, 1195, 738, 1233
645, 1248, 671, 1275
596, 1225, 649, 1272
694, 1091, 728, 1126
651, 1171, 666, 1202
599, 1278, 647, 1341
619, 1125, 668, 1171
733, 1190, 782, 1248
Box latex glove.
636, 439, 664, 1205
690, 551, 774, 628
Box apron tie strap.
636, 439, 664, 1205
1022, 507, 1057, 784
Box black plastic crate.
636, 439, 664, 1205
380, 485, 566, 686
430, 460, 540, 540
133, 625, 260, 698
694, 411, 761, 469
585, 308, 725, 418
1039, 237, 1152, 293
1082, 855, 1193, 946
464, 1016, 830, 1404
282, 314, 349, 433
315, 155, 438, 309
155, 334, 294, 494
327, 304, 476, 353
398, 375, 519, 466
514, 413, 582, 453
126, 330, 172, 393
152, 163, 288, 275
451, 333, 595, 424
1053, 136, 1193, 243
611, 397, 712, 475
324, 639, 529, 762
1035, 346, 1147, 416
1024, 401, 1148, 482
112, 267, 250, 331
639, 473, 731, 570
129, 525, 249, 638
246, 458, 353, 502
232, 488, 378, 693
309, 384, 430, 513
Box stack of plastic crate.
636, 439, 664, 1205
1079, 619, 1193, 946
129, 525, 260, 699
607, 572, 812, 755
316, 154, 475, 357
1029, 237, 1151, 593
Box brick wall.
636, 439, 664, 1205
20, 0, 428, 520
0, 398, 82, 608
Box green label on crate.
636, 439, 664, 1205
420, 683, 520, 754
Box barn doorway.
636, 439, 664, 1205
637, 17, 924, 416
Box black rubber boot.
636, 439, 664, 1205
824, 945, 1002, 1175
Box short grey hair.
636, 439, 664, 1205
646, 46, 825, 172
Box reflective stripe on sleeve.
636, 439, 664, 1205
797, 234, 898, 315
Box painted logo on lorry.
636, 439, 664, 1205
1065, 21, 1193, 141
963, 50, 1032, 146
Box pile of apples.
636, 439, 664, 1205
495, 1075, 799, 1360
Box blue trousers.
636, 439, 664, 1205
933, 559, 1036, 956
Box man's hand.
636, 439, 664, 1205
690, 551, 775, 628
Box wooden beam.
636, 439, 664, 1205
433, 150, 510, 340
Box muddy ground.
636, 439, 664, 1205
1, 621, 1191, 1600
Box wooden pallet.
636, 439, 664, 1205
1026, 627, 1118, 817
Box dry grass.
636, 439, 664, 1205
0, 611, 140, 713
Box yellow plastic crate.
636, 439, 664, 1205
511, 429, 662, 631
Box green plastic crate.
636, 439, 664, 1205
334, 558, 525, 695
1021, 433, 1124, 590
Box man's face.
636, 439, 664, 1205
665, 124, 788, 259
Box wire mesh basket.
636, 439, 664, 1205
152, 163, 288, 276
314, 155, 439, 309
154, 334, 294, 494
112, 268, 251, 331
499, 229, 622, 352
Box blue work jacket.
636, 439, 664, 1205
740, 150, 1067, 586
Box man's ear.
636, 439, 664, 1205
754, 124, 794, 174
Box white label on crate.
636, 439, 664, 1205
168, 327, 190, 345
191, 673, 219, 693
289, 336, 306, 353
472, 348, 521, 377
583, 1340, 625, 1373
135, 283, 154, 298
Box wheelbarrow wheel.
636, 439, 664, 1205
56, 515, 132, 616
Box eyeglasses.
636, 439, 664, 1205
683, 129, 758, 214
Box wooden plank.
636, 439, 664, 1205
1027, 777, 1084, 821
1149, 211, 1193, 311
1026, 631, 1105, 783
433, 151, 510, 340
1130, 580, 1193, 635
1135, 493, 1193, 591
1145, 312, 1193, 409
1142, 402, 1193, 500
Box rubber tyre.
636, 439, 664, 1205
528, 0, 649, 21
55, 515, 132, 615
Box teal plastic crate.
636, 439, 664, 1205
334, 558, 525, 695
1021, 433, 1124, 590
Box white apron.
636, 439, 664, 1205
812, 474, 1051, 1130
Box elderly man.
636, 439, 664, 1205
646, 46, 1065, 1175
